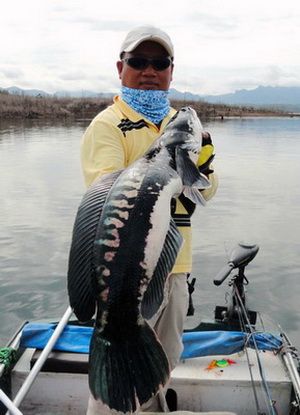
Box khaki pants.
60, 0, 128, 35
87, 273, 189, 414
149, 272, 189, 371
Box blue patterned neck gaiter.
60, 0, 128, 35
121, 86, 170, 124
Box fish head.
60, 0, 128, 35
165, 106, 201, 134
144, 107, 211, 205
159, 107, 211, 204
145, 107, 201, 163
162, 106, 202, 161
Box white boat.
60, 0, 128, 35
1, 242, 300, 415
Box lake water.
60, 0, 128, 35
0, 116, 299, 348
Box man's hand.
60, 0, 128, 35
197, 132, 215, 176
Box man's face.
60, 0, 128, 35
116, 41, 174, 91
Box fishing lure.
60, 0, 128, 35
205, 358, 237, 370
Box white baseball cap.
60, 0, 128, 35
120, 25, 174, 58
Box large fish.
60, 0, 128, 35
67, 107, 211, 413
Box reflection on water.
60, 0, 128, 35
0, 117, 299, 346
0, 119, 87, 343
188, 117, 300, 342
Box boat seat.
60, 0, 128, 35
30, 350, 89, 373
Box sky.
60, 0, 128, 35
1, 0, 300, 96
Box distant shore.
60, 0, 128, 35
0, 92, 291, 120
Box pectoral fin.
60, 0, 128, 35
141, 218, 184, 320
175, 147, 211, 189
183, 186, 207, 206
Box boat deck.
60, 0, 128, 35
9, 345, 291, 415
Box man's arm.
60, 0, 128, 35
81, 119, 125, 188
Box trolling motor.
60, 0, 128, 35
214, 241, 259, 329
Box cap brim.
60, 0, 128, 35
122, 36, 173, 57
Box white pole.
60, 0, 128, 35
0, 390, 23, 415
8, 306, 73, 413
282, 352, 300, 405
279, 329, 300, 407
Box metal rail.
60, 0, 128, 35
5, 306, 73, 415
280, 330, 300, 408
0, 390, 23, 415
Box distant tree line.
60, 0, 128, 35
0, 91, 286, 120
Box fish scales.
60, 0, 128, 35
67, 107, 211, 413
93, 160, 181, 329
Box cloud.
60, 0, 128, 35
182, 11, 241, 37
0, 0, 299, 95
173, 63, 300, 96
0, 66, 24, 79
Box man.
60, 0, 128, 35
81, 25, 218, 414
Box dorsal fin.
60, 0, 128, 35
67, 170, 122, 321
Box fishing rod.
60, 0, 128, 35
233, 284, 278, 415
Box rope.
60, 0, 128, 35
0, 347, 17, 373
279, 340, 300, 361
233, 287, 262, 414
233, 284, 277, 415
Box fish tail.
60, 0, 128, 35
89, 322, 170, 413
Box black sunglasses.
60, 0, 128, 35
122, 56, 172, 71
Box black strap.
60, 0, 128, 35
178, 194, 196, 217
187, 273, 196, 316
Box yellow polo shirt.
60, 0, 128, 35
81, 95, 217, 273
